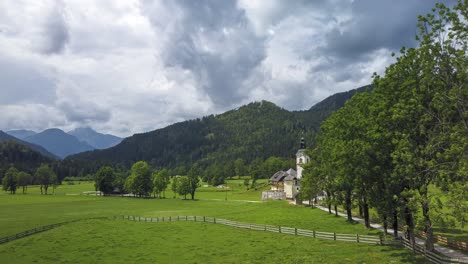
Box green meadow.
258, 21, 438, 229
0, 181, 426, 263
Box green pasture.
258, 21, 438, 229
0, 180, 429, 263
0, 219, 425, 264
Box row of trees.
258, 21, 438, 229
2, 164, 58, 194
301, 2, 467, 252
95, 161, 201, 199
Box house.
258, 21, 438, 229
262, 137, 310, 201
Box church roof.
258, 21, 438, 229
296, 149, 308, 156
270, 168, 297, 182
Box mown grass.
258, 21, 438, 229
0, 219, 426, 264
0, 181, 431, 263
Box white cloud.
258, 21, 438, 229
0, 0, 441, 136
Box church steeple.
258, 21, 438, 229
300, 137, 306, 149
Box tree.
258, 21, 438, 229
95, 166, 115, 195
187, 164, 200, 200
35, 164, 55, 195
153, 169, 170, 198
126, 161, 152, 197
17, 171, 32, 194
2, 167, 18, 194
171, 177, 179, 198
234, 158, 246, 178
177, 176, 190, 199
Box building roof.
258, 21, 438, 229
284, 169, 297, 181
270, 168, 297, 182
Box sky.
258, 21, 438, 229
0, 0, 445, 137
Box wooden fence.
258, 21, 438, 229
418, 231, 468, 252
401, 237, 468, 264
0, 217, 106, 245
115, 215, 383, 245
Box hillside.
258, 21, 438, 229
64, 86, 371, 175
6, 129, 37, 139
68, 127, 122, 149
24, 129, 94, 159
0, 131, 57, 159
0, 141, 53, 176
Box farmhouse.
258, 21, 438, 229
261, 137, 310, 201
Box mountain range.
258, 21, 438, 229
64, 85, 372, 175
5, 127, 123, 159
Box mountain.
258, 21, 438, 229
64, 85, 372, 175
0, 141, 54, 176
23, 128, 94, 159
0, 131, 58, 159
68, 127, 122, 149
6, 129, 37, 139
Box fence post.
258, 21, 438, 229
214, 218, 216, 224
334, 232, 336, 241
379, 235, 383, 245
313, 230, 316, 238
203, 216, 206, 222
169, 216, 171, 221
178, 216, 180, 221
264, 225, 266, 231
279, 226, 281, 233
357, 234, 359, 243
295, 228, 297, 236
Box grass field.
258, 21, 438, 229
0, 180, 428, 263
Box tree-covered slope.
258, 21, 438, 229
0, 131, 57, 159
65, 86, 371, 174
0, 141, 53, 176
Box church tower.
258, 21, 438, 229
296, 137, 310, 179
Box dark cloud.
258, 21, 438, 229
143, 0, 265, 107
40, 3, 69, 54
323, 0, 440, 59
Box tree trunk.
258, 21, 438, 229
326, 191, 332, 214
345, 191, 353, 222
422, 198, 435, 251
40, 185, 43, 195
23, 186, 26, 194
359, 202, 364, 218
334, 204, 338, 217
190, 191, 195, 200
404, 202, 415, 243
328, 203, 332, 214
383, 214, 388, 235
363, 199, 370, 228
392, 209, 399, 239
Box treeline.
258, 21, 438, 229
2, 164, 58, 195
301, 2, 467, 252
94, 161, 200, 200
94, 155, 293, 198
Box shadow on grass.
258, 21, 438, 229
379, 245, 429, 263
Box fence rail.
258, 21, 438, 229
115, 215, 383, 245
401, 238, 468, 264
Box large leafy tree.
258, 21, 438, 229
152, 169, 170, 198
35, 164, 56, 195
125, 161, 152, 197
17, 171, 32, 194
2, 167, 19, 194
95, 166, 115, 195
187, 164, 200, 200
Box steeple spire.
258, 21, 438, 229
300, 137, 306, 149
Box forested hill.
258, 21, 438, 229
0, 141, 53, 176
0, 131, 57, 159
64, 85, 372, 174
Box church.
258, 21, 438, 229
261, 137, 310, 201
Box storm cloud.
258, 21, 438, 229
0, 0, 449, 136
